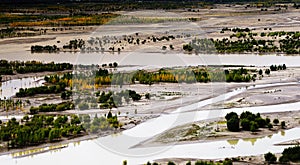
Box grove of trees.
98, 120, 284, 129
265, 146, 300, 164
225, 111, 273, 132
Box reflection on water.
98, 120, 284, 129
73, 141, 80, 147
11, 148, 44, 158
281, 130, 285, 136
227, 139, 239, 145
11, 144, 69, 158
242, 138, 259, 146
227, 129, 287, 146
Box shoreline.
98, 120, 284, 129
134, 110, 300, 148
1, 70, 72, 83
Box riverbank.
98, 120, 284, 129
0, 112, 159, 158
135, 110, 300, 148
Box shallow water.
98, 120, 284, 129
0, 76, 45, 99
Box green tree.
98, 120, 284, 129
258, 69, 263, 75
265, 69, 270, 75
264, 152, 277, 164
167, 161, 176, 165
225, 112, 238, 121
49, 128, 60, 142
107, 111, 113, 119
145, 93, 150, 99
273, 118, 279, 125
227, 117, 240, 132
241, 118, 250, 131
281, 121, 286, 128
61, 92, 67, 99
250, 121, 259, 132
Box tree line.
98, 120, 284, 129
0, 115, 84, 148
0, 60, 72, 76
62, 67, 256, 91
16, 85, 65, 97
143, 159, 233, 165
211, 30, 300, 54
29, 102, 74, 114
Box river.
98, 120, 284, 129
0, 81, 299, 165
1, 52, 300, 67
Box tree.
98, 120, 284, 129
281, 121, 286, 129
78, 103, 89, 110
250, 121, 259, 132
227, 117, 240, 132
267, 123, 273, 129
183, 44, 193, 51
241, 118, 250, 131
265, 69, 270, 75
223, 159, 233, 165
266, 117, 271, 124
225, 112, 238, 121
279, 146, 300, 163
255, 117, 267, 128
107, 111, 113, 119
49, 128, 60, 142
264, 152, 277, 164
273, 118, 279, 125
167, 161, 176, 165
283, 64, 286, 70
113, 62, 118, 68
258, 69, 263, 75
61, 92, 67, 99
145, 93, 150, 99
